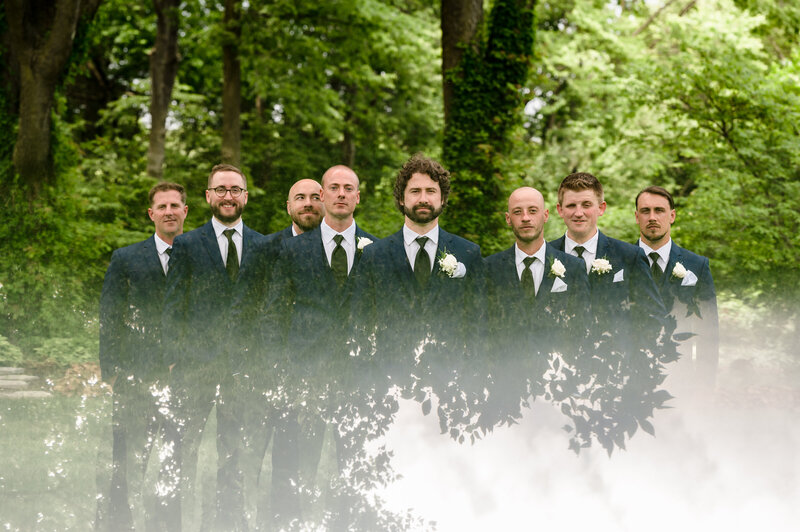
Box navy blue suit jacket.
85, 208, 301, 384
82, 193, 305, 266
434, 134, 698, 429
550, 231, 666, 352
264, 224, 376, 370
100, 235, 167, 381
352, 227, 485, 365
163, 220, 263, 366
484, 243, 590, 358
647, 241, 719, 385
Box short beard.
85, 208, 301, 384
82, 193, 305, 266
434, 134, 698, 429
292, 210, 322, 232
512, 226, 541, 244
404, 203, 443, 225
211, 201, 243, 224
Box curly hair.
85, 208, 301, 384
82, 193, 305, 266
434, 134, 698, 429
393, 153, 451, 213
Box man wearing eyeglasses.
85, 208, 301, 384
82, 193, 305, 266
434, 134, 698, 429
158, 163, 262, 531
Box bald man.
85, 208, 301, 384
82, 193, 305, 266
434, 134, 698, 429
485, 187, 590, 363
286, 178, 324, 236
262, 165, 377, 524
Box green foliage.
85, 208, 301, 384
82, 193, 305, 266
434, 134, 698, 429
443, 0, 536, 254
0, 334, 24, 366
524, 0, 800, 304
30, 336, 98, 369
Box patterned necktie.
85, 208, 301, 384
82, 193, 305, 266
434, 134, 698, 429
223, 229, 239, 281
521, 256, 536, 298
414, 236, 431, 287
331, 234, 348, 286
649, 251, 663, 281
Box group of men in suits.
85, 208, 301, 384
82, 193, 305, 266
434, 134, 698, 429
98, 156, 718, 531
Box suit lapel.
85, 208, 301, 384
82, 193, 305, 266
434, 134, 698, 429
141, 235, 166, 278
200, 221, 227, 277
312, 228, 337, 284
538, 246, 557, 299
665, 244, 684, 288
385, 231, 415, 299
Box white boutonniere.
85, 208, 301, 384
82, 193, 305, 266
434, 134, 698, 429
671, 262, 687, 279
591, 257, 612, 275
356, 237, 373, 252
438, 250, 466, 278
549, 258, 566, 278
671, 262, 698, 286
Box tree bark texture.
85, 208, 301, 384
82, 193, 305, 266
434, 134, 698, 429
440, 0, 483, 123
5, 0, 101, 196
147, 0, 180, 179
221, 0, 242, 166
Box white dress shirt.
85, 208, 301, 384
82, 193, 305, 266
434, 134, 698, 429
639, 238, 672, 273
154, 234, 172, 275
321, 219, 356, 273
212, 217, 243, 266
403, 225, 438, 272
564, 230, 599, 274
515, 243, 546, 295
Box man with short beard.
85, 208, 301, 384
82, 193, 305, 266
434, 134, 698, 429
284, 178, 325, 236
353, 153, 484, 385
158, 164, 263, 531
635, 186, 718, 392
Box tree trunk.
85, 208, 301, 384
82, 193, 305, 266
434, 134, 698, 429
221, 0, 242, 166
440, 0, 483, 123
147, 0, 181, 179
5, 0, 102, 196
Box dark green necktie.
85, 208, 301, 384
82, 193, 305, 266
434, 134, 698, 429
223, 229, 239, 281
649, 251, 663, 281
331, 234, 348, 286
521, 256, 536, 298
414, 236, 431, 287
164, 247, 172, 275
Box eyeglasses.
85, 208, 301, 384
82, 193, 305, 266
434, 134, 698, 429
208, 186, 245, 198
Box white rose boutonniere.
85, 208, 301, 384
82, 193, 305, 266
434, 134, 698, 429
591, 258, 612, 275
438, 251, 466, 278
356, 237, 373, 252
549, 258, 566, 278
671, 262, 687, 279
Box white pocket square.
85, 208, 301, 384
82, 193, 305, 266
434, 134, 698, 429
613, 269, 624, 283
681, 270, 698, 286
453, 262, 467, 278
551, 277, 568, 293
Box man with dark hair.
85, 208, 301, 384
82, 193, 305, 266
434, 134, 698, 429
635, 186, 719, 391
354, 153, 484, 388
158, 164, 262, 531
97, 182, 187, 531
550, 172, 665, 353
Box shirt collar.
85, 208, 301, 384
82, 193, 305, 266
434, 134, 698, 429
564, 230, 598, 256
321, 218, 356, 245
639, 238, 672, 263
514, 242, 546, 266
403, 224, 439, 247
212, 217, 243, 238
154, 234, 171, 255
